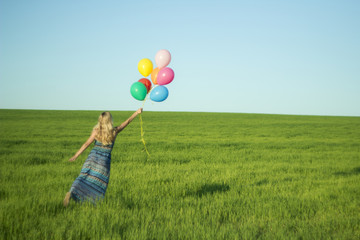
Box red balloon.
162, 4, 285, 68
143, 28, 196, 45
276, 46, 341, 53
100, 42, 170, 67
138, 78, 152, 93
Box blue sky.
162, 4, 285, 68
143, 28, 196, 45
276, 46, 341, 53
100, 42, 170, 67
1, 0, 359, 116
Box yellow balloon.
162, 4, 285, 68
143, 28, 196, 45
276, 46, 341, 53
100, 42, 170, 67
138, 58, 153, 77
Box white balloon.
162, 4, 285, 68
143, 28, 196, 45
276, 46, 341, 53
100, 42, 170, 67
155, 49, 171, 69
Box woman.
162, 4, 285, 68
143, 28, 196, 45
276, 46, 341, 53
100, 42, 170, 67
63, 108, 143, 207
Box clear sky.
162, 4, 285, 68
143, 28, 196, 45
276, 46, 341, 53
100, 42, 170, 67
1, 0, 359, 116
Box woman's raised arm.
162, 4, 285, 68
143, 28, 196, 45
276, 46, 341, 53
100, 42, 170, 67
115, 108, 143, 134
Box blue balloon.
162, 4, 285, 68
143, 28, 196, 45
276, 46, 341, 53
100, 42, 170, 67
150, 86, 169, 102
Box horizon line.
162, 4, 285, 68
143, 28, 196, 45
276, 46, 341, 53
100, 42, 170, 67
1, 108, 359, 118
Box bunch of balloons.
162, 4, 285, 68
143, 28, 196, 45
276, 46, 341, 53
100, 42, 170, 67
130, 49, 175, 102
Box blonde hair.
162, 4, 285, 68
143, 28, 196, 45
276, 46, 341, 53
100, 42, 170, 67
93, 112, 116, 145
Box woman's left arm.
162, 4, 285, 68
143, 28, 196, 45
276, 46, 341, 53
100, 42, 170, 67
69, 130, 97, 162
115, 108, 143, 134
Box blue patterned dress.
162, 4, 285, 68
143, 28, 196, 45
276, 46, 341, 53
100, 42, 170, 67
70, 140, 114, 204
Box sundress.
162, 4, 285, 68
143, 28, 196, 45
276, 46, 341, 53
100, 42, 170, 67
69, 140, 114, 204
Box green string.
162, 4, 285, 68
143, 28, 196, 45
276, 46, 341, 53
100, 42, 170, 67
139, 89, 152, 158
139, 113, 150, 158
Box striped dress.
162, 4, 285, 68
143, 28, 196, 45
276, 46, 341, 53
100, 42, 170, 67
70, 140, 114, 204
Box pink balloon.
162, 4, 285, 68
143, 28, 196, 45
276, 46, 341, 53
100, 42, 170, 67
157, 67, 174, 85
155, 49, 171, 69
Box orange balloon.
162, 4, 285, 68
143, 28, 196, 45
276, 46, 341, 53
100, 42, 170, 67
151, 67, 160, 85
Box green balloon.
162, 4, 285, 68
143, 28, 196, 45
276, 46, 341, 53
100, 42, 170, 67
130, 82, 147, 101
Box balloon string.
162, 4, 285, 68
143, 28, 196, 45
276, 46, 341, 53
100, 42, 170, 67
139, 113, 150, 158
139, 89, 152, 158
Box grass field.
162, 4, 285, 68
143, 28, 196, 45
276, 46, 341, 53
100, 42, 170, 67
0, 109, 359, 239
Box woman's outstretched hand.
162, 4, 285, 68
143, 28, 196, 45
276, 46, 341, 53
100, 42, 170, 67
137, 108, 143, 114
69, 156, 77, 162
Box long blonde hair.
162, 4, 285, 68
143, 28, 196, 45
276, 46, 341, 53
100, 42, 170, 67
93, 112, 116, 145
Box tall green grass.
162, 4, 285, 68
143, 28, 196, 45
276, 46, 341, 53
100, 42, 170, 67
0, 109, 359, 239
